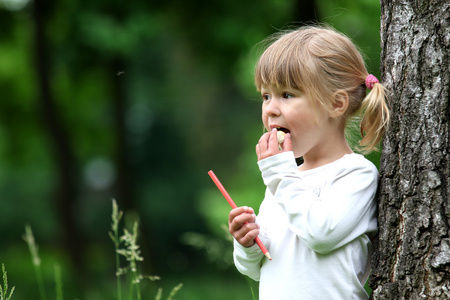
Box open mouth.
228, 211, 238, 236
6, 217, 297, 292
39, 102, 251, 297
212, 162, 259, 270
275, 127, 290, 144
276, 127, 290, 134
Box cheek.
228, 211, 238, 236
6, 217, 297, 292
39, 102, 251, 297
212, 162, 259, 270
262, 113, 269, 129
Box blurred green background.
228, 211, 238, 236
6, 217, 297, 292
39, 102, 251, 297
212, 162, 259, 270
0, 0, 382, 299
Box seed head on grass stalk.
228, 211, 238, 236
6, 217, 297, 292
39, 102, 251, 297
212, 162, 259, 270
23, 225, 41, 267
117, 221, 144, 300
112, 201, 183, 300
153, 282, 183, 300
166, 283, 183, 300
23, 225, 47, 300
0, 263, 15, 300
109, 199, 124, 300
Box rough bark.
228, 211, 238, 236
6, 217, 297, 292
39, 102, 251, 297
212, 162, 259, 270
370, 0, 450, 299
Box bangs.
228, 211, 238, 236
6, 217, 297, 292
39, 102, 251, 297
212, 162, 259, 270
254, 26, 363, 114
254, 29, 318, 93
254, 43, 307, 92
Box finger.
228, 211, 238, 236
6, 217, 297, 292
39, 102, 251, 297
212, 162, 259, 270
228, 206, 254, 226
229, 212, 257, 232
258, 129, 281, 160
238, 228, 260, 247
280, 133, 293, 151
257, 132, 271, 152
268, 128, 280, 151
233, 222, 260, 239
256, 144, 260, 160
269, 128, 278, 142
257, 131, 273, 156
234, 212, 257, 226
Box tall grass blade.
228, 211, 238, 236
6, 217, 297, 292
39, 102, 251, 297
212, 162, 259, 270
23, 225, 47, 300
110, 199, 124, 300
54, 264, 63, 300
246, 277, 257, 300
166, 283, 183, 300
250, 286, 256, 300
113, 201, 182, 300
154, 287, 162, 300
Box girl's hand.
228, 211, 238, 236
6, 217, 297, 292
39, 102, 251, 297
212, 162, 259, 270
229, 206, 259, 248
256, 128, 292, 161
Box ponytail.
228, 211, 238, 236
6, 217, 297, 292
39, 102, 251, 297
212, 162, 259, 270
358, 81, 390, 153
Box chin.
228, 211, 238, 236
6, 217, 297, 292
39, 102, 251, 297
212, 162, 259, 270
293, 148, 306, 160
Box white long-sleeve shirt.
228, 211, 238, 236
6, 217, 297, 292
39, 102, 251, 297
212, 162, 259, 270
233, 152, 378, 300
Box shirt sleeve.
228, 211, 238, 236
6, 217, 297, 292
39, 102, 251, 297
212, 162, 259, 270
233, 239, 264, 281
258, 151, 378, 254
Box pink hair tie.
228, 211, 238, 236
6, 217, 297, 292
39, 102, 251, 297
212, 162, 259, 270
365, 74, 379, 90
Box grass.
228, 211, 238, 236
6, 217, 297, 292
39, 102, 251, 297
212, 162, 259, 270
54, 264, 63, 300
22, 225, 47, 300
0, 263, 15, 300
109, 199, 123, 300
110, 199, 183, 300
18, 199, 183, 300
4, 198, 374, 300
3, 196, 259, 300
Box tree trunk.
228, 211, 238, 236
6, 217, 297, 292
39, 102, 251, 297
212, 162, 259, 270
292, 0, 319, 24
31, 0, 85, 280
370, 0, 450, 299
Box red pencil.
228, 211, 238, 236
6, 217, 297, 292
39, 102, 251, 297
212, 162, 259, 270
208, 170, 272, 260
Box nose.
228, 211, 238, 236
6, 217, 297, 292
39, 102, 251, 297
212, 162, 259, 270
263, 98, 281, 117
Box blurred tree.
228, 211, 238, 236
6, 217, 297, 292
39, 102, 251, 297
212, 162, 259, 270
370, 0, 450, 298
31, 0, 85, 277
2, 0, 320, 275
293, 0, 319, 22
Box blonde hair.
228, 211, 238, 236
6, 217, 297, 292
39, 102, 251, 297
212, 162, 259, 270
254, 25, 390, 153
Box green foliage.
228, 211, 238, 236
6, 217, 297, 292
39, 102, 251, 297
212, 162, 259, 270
0, 0, 383, 298
317, 0, 382, 75
181, 225, 234, 269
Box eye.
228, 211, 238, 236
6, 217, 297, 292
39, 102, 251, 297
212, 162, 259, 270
261, 93, 271, 101
283, 92, 294, 99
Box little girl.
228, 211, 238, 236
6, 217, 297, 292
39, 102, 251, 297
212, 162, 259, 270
228, 25, 390, 299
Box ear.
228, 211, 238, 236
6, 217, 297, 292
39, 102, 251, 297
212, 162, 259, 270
329, 90, 349, 118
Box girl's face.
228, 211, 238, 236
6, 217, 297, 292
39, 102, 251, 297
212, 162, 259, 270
261, 85, 334, 159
